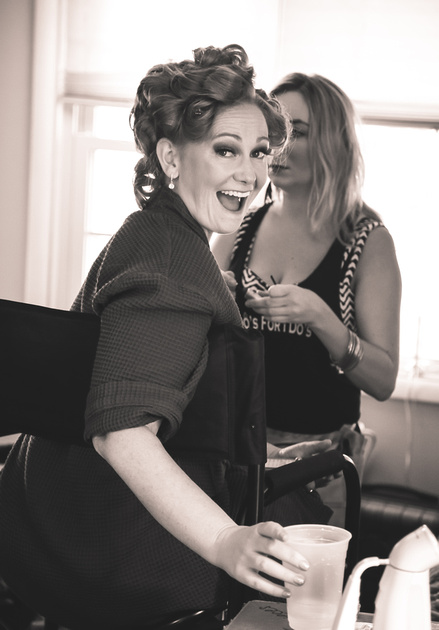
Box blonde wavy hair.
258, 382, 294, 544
272, 73, 379, 242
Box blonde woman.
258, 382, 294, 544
214, 73, 401, 521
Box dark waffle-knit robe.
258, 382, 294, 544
0, 189, 243, 629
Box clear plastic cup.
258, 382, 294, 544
283, 524, 352, 630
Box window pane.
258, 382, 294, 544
93, 106, 133, 141
83, 147, 139, 279
83, 234, 112, 280
86, 148, 139, 235
360, 125, 439, 375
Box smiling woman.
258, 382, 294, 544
0, 44, 301, 630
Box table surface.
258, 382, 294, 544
226, 601, 439, 629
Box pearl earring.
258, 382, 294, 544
168, 176, 175, 190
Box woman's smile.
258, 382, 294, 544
217, 190, 251, 212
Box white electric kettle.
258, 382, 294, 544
331, 524, 439, 630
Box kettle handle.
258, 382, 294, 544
331, 557, 389, 630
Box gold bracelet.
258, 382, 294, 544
331, 329, 364, 372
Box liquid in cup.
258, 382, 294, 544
283, 524, 351, 630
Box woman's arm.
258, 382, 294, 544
345, 226, 401, 398
245, 228, 401, 400
93, 424, 309, 598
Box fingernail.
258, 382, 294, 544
300, 560, 310, 570
294, 575, 305, 586
282, 589, 291, 598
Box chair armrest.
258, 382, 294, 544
264, 450, 348, 504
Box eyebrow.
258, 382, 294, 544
292, 119, 309, 127
213, 132, 270, 143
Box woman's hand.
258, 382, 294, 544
244, 284, 323, 327
267, 439, 335, 489
221, 270, 238, 296
268, 439, 333, 461
213, 521, 309, 599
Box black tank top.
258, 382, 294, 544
230, 203, 382, 434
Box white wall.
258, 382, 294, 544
362, 394, 439, 497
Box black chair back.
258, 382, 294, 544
0, 298, 99, 442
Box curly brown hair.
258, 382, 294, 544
130, 44, 289, 208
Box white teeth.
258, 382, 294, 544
220, 190, 251, 198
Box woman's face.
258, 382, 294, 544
173, 103, 270, 236
269, 90, 312, 192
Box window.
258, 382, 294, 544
51, 101, 138, 306
359, 122, 439, 395
82, 106, 138, 274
